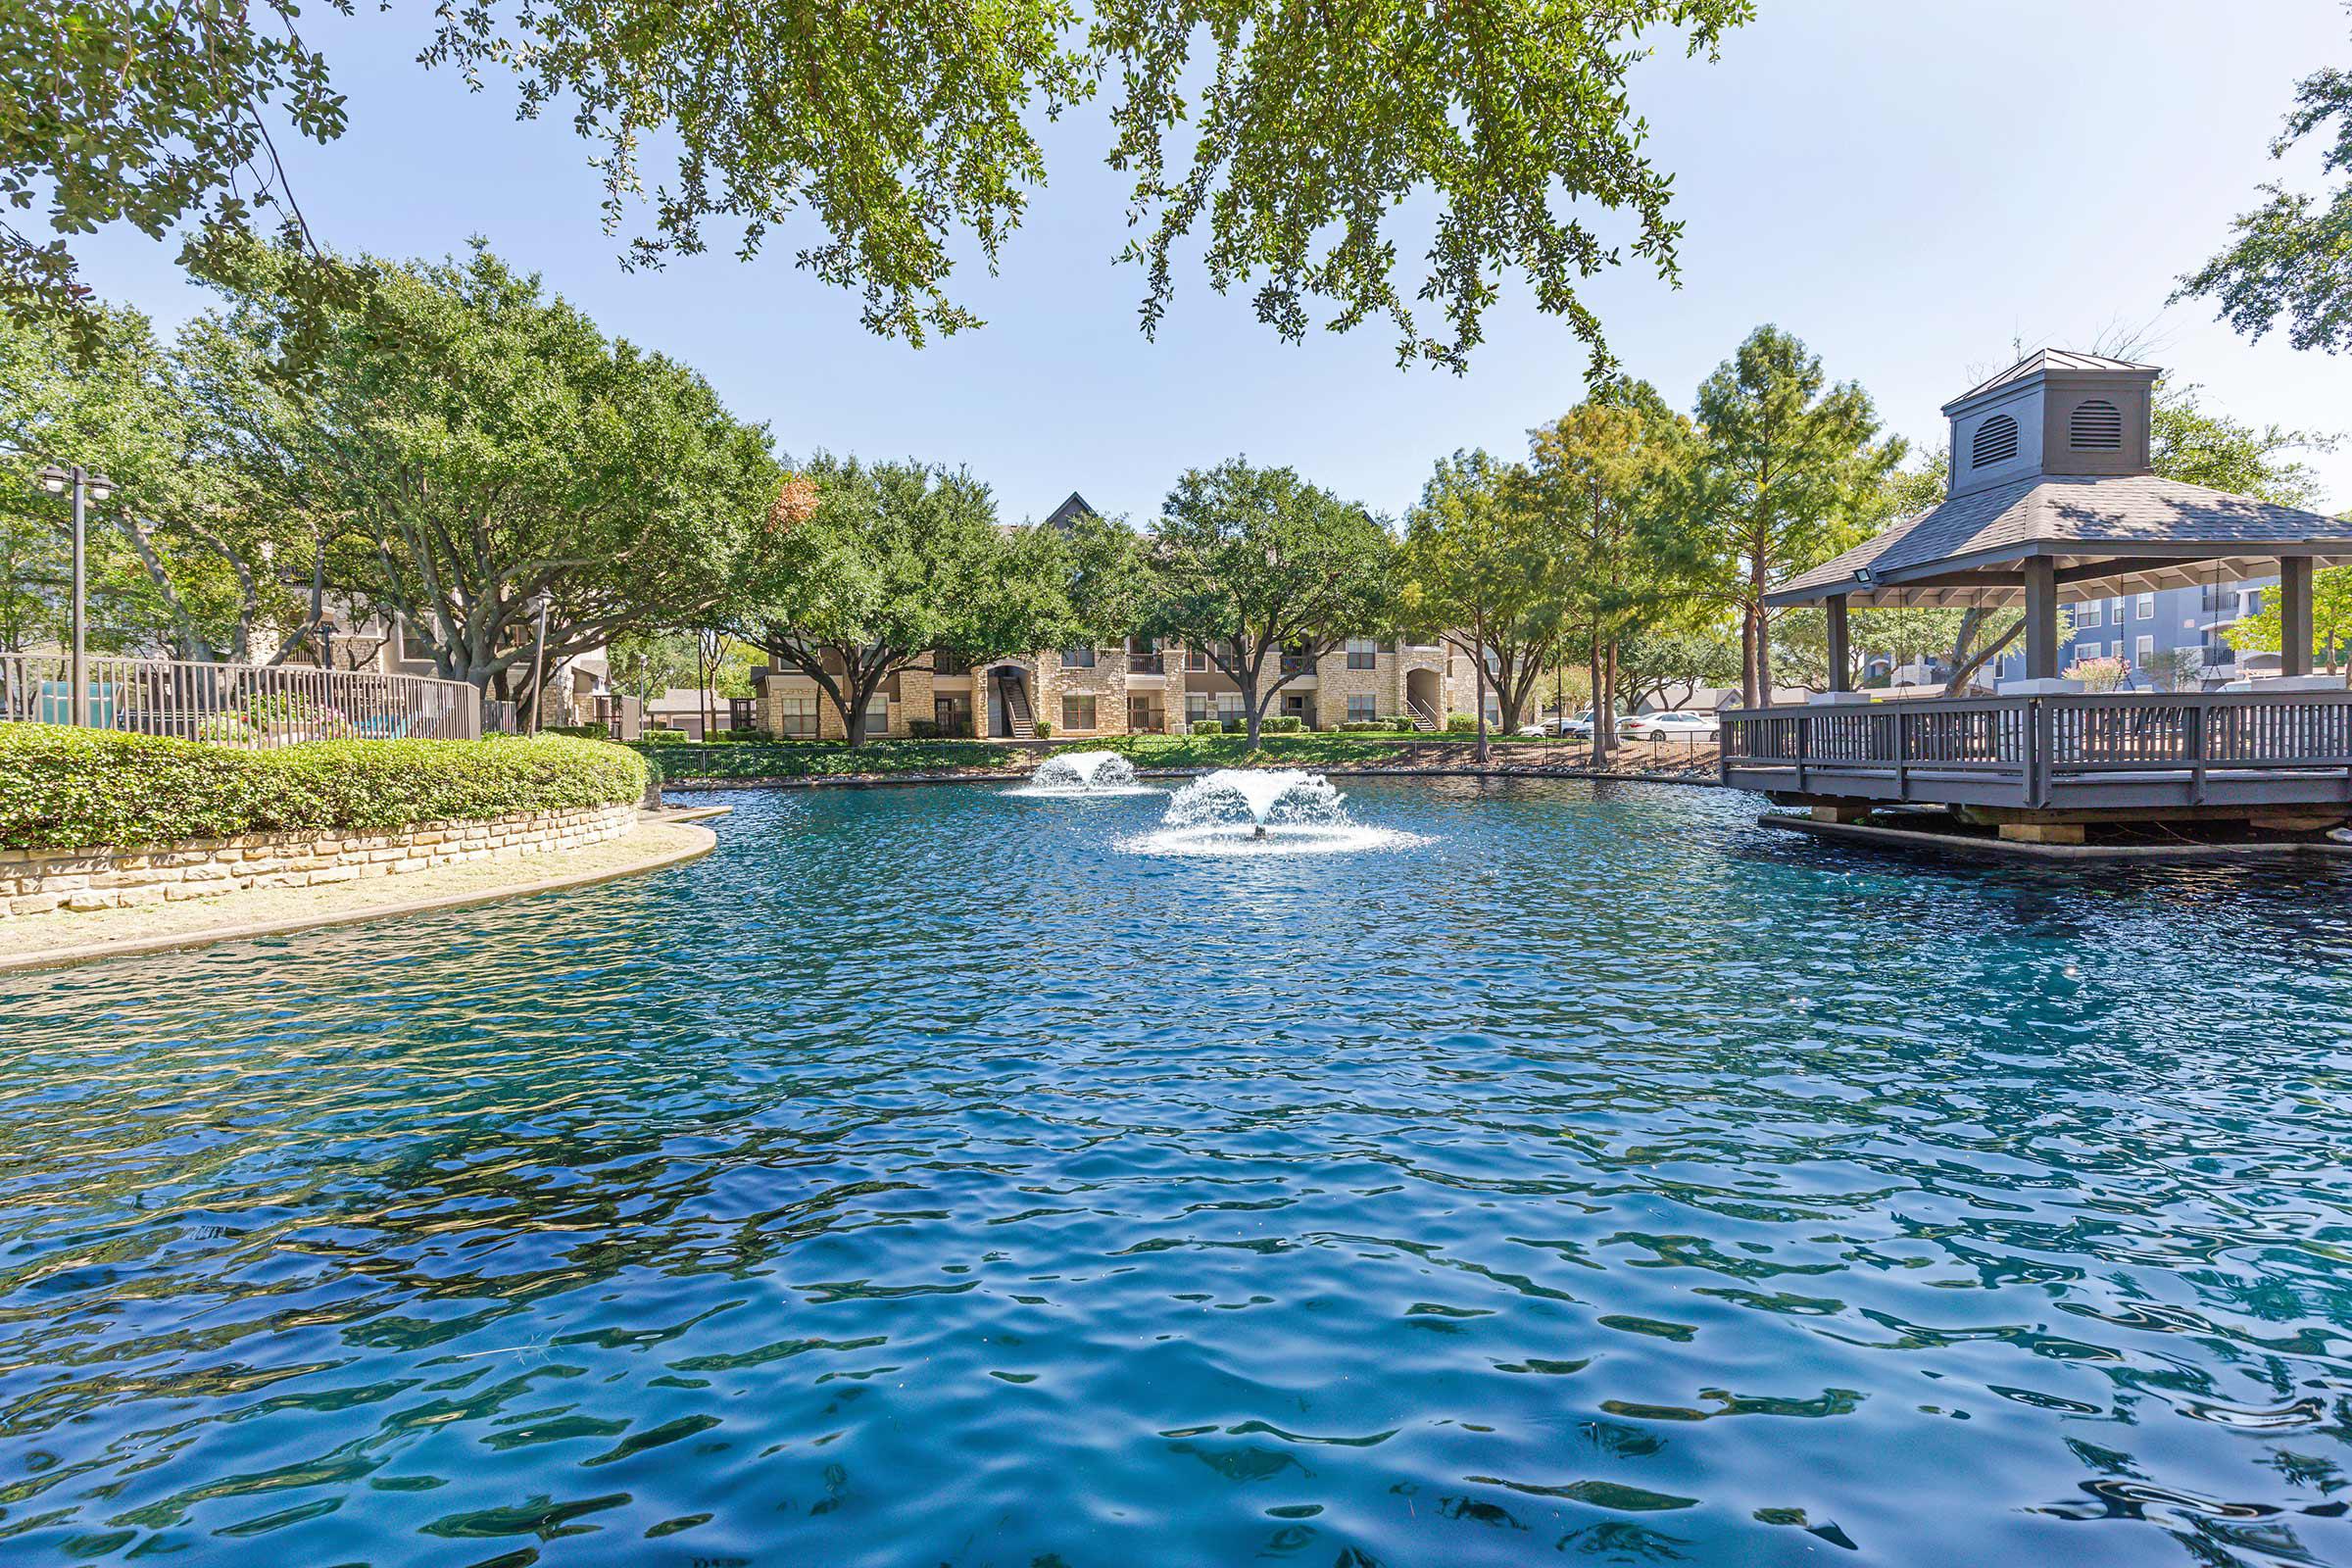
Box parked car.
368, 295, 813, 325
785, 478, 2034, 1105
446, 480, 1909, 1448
1558, 710, 1598, 737
1617, 710, 1720, 741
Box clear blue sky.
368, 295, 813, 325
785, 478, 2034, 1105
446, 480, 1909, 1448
74, 0, 2352, 524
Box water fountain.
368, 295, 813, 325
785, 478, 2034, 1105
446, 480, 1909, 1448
1120, 768, 1428, 856
1004, 750, 1160, 798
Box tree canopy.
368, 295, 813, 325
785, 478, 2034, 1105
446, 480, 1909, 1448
2178, 42, 2352, 354
1398, 449, 1555, 756
5, 0, 1751, 371
1688, 324, 1905, 707
194, 243, 782, 708
730, 456, 1139, 744
1142, 458, 1392, 747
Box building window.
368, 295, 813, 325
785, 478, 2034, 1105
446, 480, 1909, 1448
1347, 637, 1377, 670
1216, 694, 1247, 725
1972, 413, 2019, 468
1128, 696, 1162, 731
1127, 636, 1162, 674
2078, 601, 2103, 628
778, 693, 818, 738
864, 692, 890, 733
2134, 593, 2154, 620
932, 649, 972, 676
1061, 695, 1097, 730
2070, 399, 2124, 451
1186, 694, 1210, 723
2134, 635, 2154, 667
1061, 646, 1096, 668
1347, 694, 1376, 723
1187, 646, 1208, 672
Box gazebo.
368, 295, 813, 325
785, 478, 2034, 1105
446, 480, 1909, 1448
1721, 351, 2352, 845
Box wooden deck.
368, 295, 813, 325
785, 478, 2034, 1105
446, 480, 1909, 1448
1721, 690, 2352, 811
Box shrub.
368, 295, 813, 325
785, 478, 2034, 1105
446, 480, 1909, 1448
545, 722, 611, 739
907, 718, 941, 740
1034, 719, 1054, 738
1396, 716, 1422, 732
1337, 720, 1391, 732
714, 727, 766, 743
0, 727, 647, 852
1446, 713, 1479, 733
1262, 715, 1303, 733
1189, 719, 1223, 736
638, 728, 690, 744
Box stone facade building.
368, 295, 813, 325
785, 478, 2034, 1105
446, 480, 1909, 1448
754, 635, 1492, 741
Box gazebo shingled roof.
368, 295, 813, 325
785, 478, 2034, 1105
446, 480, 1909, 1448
1772, 474, 2352, 610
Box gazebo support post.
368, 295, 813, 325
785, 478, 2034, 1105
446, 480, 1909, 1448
1825, 596, 1851, 693
2024, 557, 2059, 682
2280, 557, 2314, 678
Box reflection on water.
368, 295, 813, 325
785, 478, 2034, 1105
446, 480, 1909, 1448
4, 778, 2352, 1566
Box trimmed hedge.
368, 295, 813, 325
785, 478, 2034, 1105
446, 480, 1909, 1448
0, 726, 648, 851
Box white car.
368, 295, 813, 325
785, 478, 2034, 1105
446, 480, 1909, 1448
1616, 710, 1720, 741
1557, 710, 1598, 738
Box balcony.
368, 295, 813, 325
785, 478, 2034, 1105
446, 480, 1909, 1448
1722, 690, 2352, 811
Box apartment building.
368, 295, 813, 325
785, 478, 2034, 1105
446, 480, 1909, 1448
754, 635, 1490, 740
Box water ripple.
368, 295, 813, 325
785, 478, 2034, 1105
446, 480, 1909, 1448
2, 778, 2351, 1565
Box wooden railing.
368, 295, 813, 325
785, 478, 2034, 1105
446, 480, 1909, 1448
0, 653, 482, 748
1722, 689, 2352, 804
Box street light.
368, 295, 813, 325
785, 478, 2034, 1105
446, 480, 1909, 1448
32, 464, 119, 726
525, 593, 551, 735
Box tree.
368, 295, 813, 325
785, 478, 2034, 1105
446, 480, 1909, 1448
0, 302, 318, 662
1527, 382, 1697, 765
1143, 459, 1393, 750
1617, 624, 1740, 710
606, 632, 700, 719
2177, 45, 2352, 353
1688, 325, 1905, 709
6, 1, 1752, 372
2228, 567, 2352, 677
195, 243, 781, 716
2151, 384, 2332, 507
1397, 451, 1562, 762
730, 455, 1135, 746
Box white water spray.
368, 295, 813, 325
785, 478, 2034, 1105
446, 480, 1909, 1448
1121, 768, 1427, 857
1004, 750, 1159, 798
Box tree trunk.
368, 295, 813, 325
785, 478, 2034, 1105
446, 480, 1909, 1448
1240, 666, 1262, 750
1590, 638, 1609, 770
1740, 615, 1758, 710
1604, 640, 1620, 755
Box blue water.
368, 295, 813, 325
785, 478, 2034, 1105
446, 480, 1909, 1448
5, 778, 2352, 1567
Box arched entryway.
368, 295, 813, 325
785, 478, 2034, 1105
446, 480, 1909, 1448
1404, 666, 1442, 729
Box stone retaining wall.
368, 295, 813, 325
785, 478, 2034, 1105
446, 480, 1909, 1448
1, 803, 640, 919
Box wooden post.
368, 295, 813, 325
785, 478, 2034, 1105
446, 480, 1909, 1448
2024, 557, 2059, 682
2281, 557, 2314, 677
1826, 595, 1851, 692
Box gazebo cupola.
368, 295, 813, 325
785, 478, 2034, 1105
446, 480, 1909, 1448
1770, 349, 2352, 700
1943, 349, 2160, 500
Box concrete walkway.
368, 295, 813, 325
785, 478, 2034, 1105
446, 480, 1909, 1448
0, 812, 720, 974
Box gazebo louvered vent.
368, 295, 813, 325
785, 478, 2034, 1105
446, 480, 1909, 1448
1971, 414, 2018, 467
2070, 399, 2122, 450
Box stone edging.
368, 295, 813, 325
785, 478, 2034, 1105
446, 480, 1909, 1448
3, 802, 640, 921
0, 819, 716, 974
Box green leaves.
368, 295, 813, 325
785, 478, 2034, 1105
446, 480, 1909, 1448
0, 728, 644, 852
7, 0, 1750, 368
2179, 58, 2352, 354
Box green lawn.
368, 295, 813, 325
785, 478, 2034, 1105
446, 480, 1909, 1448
1065, 732, 1425, 767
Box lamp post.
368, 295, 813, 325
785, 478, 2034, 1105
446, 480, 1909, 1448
525, 593, 551, 735
34, 464, 117, 727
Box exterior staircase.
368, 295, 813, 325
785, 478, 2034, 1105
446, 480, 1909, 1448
995, 668, 1036, 738
1405, 698, 1442, 733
